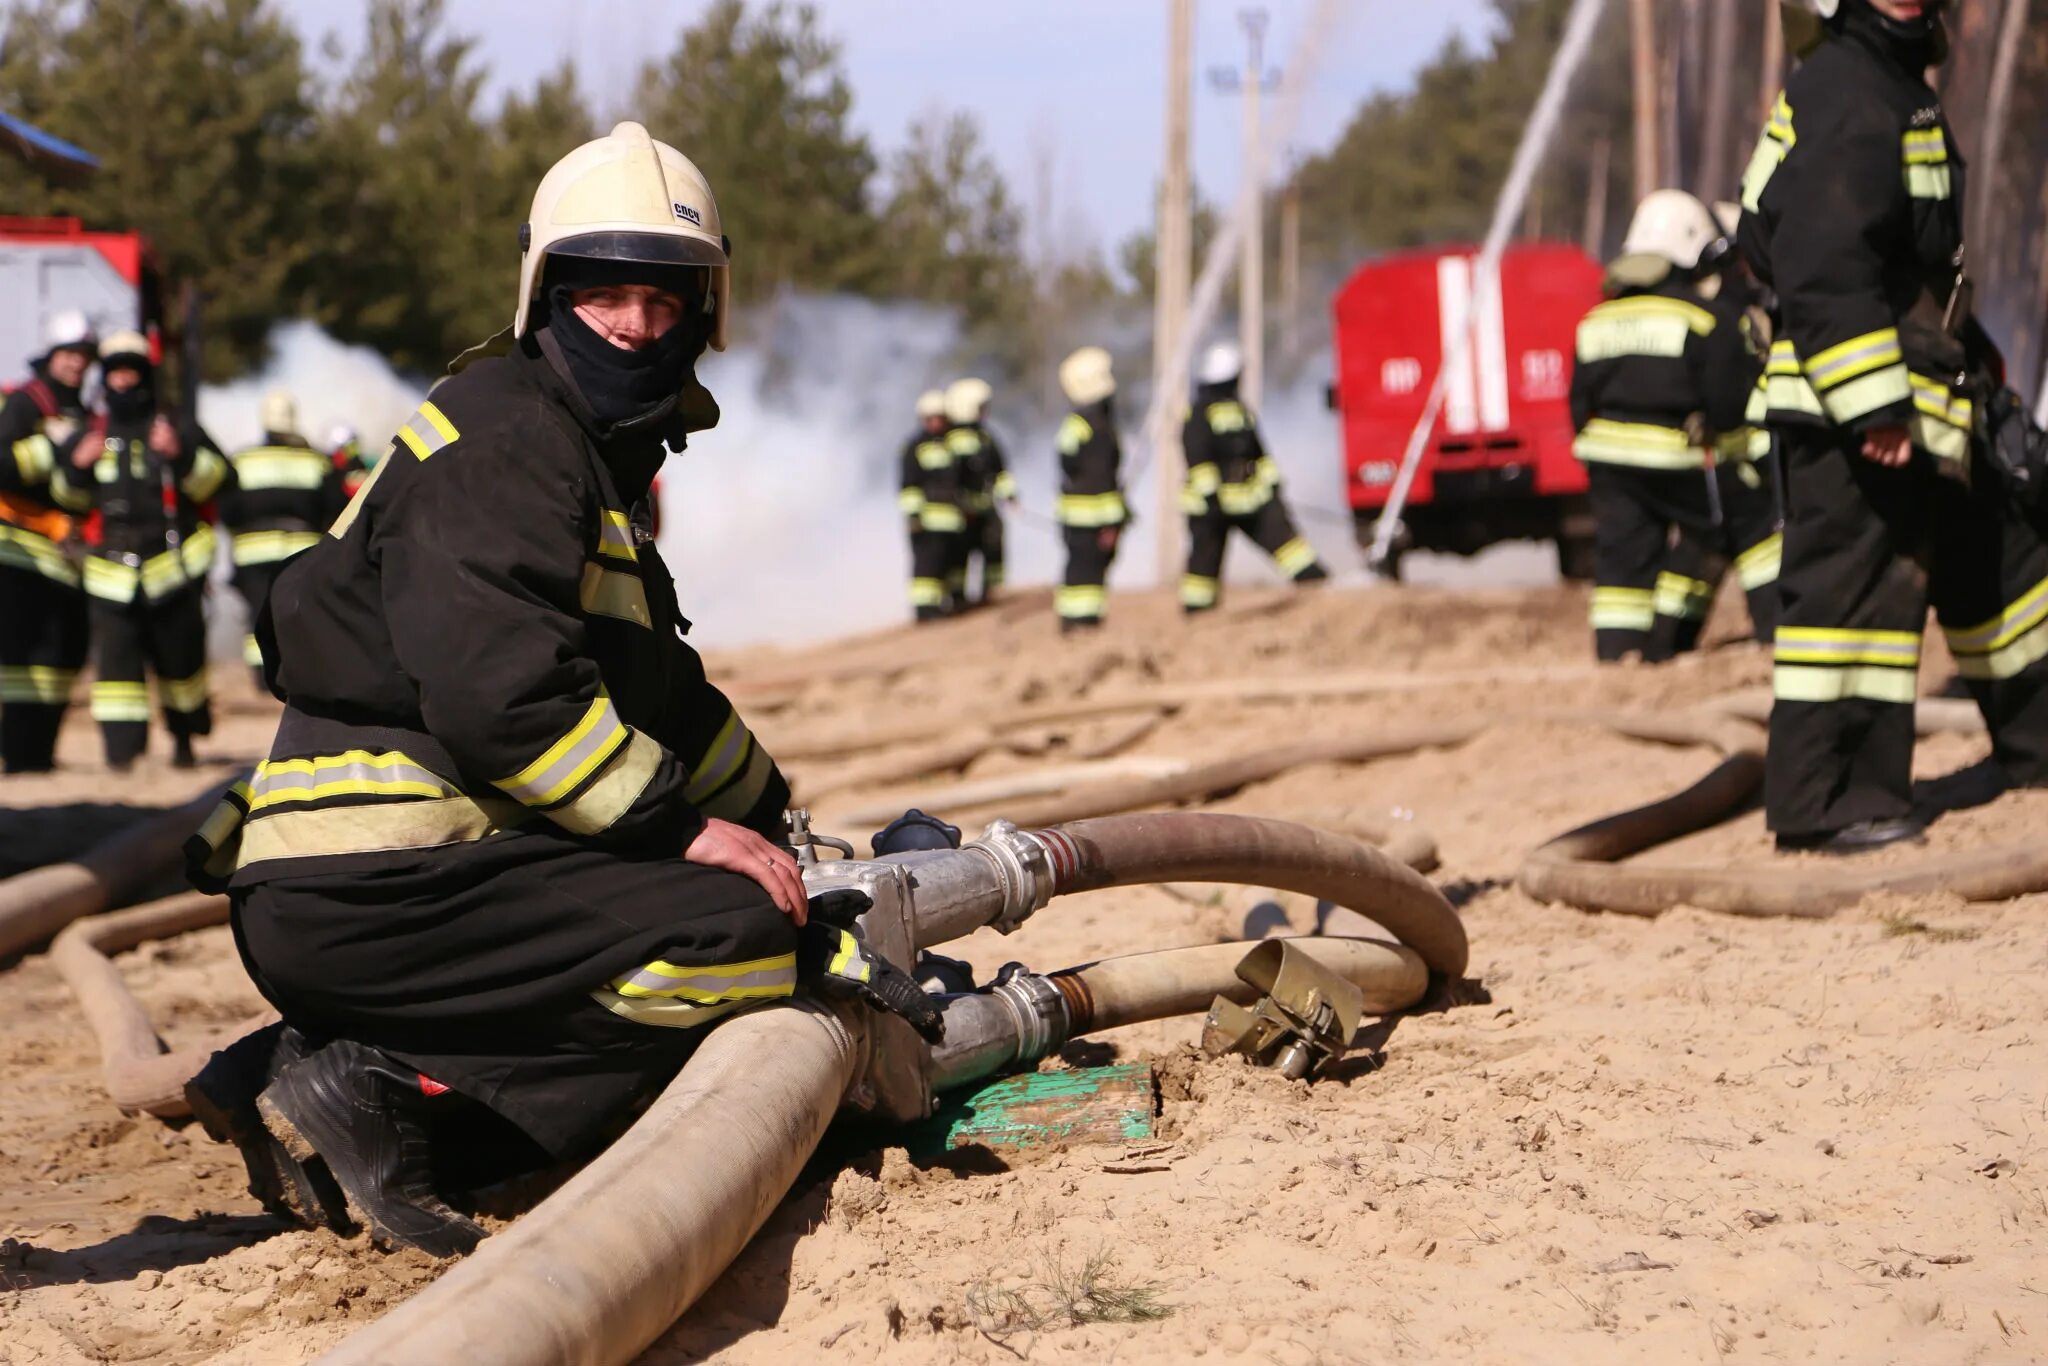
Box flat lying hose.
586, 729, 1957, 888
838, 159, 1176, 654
0, 779, 232, 960
49, 892, 274, 1118
313, 1001, 864, 1366
1704, 686, 1987, 735
1049, 935, 1427, 1035
1037, 813, 1468, 980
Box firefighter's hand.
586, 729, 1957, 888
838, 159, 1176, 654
1859, 425, 1913, 468
685, 818, 808, 925
148, 416, 182, 458
69, 437, 98, 469
1097, 526, 1120, 553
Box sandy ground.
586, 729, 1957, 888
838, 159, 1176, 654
5, 580, 2048, 1365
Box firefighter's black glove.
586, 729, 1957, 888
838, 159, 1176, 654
797, 889, 946, 1043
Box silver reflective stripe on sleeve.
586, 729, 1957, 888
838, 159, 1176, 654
494, 693, 629, 808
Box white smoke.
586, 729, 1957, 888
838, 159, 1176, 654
199, 322, 427, 456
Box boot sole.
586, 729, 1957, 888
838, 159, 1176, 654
187, 1065, 352, 1232
258, 1086, 484, 1259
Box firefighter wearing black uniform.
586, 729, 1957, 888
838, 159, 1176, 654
222, 389, 346, 678
1053, 346, 1126, 629
945, 377, 1013, 605
1571, 190, 1754, 661
0, 311, 95, 772
183, 123, 938, 1257
50, 331, 224, 770
899, 388, 962, 621
1738, 0, 2048, 852
1180, 341, 1325, 613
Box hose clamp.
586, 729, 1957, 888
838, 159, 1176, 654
990, 964, 1069, 1065
967, 819, 1055, 934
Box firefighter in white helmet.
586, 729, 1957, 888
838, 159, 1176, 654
185, 121, 940, 1257
0, 309, 95, 771
944, 376, 1012, 606
325, 422, 375, 501
220, 388, 345, 681
1569, 189, 1755, 661
1178, 340, 1326, 614
1053, 346, 1126, 629
899, 387, 963, 621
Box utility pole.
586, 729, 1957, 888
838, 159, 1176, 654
1628, 0, 1659, 200
1582, 133, 1611, 257
1211, 9, 1280, 413
1760, 0, 1785, 124
1699, 0, 1738, 200
1278, 173, 1301, 372
1153, 0, 1195, 586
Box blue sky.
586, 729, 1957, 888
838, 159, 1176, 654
286, 1, 1497, 255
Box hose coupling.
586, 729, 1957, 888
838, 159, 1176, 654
989, 963, 1071, 1066
965, 820, 1056, 934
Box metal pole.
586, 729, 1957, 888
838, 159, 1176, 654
1629, 0, 1659, 199
1760, 0, 1784, 123
1279, 174, 1301, 372
1699, 0, 1738, 199
1239, 9, 1269, 414
1153, 0, 1195, 586
1583, 133, 1611, 257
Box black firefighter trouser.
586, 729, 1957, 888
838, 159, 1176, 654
965, 509, 1006, 598
1647, 456, 1784, 659
0, 564, 89, 772
1586, 461, 1719, 661
909, 529, 965, 622
1059, 524, 1119, 625
232, 561, 289, 676
1766, 427, 2048, 838
1181, 500, 1323, 613
88, 586, 211, 766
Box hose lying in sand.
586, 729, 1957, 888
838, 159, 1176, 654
1703, 686, 1988, 735
319, 933, 1426, 1366
829, 755, 1191, 828
0, 779, 232, 960
315, 814, 1459, 1365
49, 892, 275, 1118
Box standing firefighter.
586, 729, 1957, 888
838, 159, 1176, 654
1570, 191, 1753, 661
0, 311, 95, 772
184, 123, 938, 1257
221, 390, 345, 679
1053, 346, 1126, 630
1179, 341, 1325, 613
50, 332, 224, 770
1740, 0, 2048, 852
327, 423, 377, 501
899, 388, 963, 622
945, 377, 1012, 605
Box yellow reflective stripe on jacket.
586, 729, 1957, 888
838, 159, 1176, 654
1056, 491, 1127, 526
394, 400, 459, 461
1741, 92, 1795, 212
1944, 573, 2048, 680
549, 729, 664, 834
248, 749, 457, 812
1590, 586, 1655, 632
1764, 339, 1825, 418
1055, 413, 1092, 457
0, 664, 78, 703
1575, 296, 1716, 362
1205, 399, 1251, 434
232, 447, 330, 490
495, 693, 629, 808
595, 508, 638, 564
1773, 664, 1918, 704
684, 707, 755, 806
0, 524, 78, 583
1572, 419, 1702, 469
182, 447, 228, 501
1903, 127, 1952, 200
898, 486, 926, 514
607, 951, 799, 1002
83, 524, 218, 602
233, 793, 527, 873
1735, 533, 1782, 590
12, 433, 53, 483
918, 503, 966, 532
699, 740, 774, 822
580, 561, 651, 628
49, 459, 94, 512
915, 439, 953, 470
945, 427, 984, 457
230, 528, 323, 566
993, 470, 1017, 500
1805, 328, 1903, 391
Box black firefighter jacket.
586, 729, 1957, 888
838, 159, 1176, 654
1568, 276, 1757, 472
1054, 398, 1126, 528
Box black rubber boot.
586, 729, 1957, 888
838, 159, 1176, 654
258, 1038, 486, 1258
185, 1022, 352, 1230
1776, 815, 1926, 856
171, 734, 197, 769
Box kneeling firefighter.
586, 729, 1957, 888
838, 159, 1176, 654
1742, 0, 2048, 852
1053, 346, 1126, 630
185, 123, 939, 1257
1179, 341, 1325, 613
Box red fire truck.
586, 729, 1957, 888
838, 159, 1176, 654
0, 215, 164, 372
1330, 241, 1605, 579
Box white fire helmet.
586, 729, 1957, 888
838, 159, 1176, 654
514, 121, 731, 350
1197, 340, 1243, 386
99, 331, 151, 365
1619, 189, 1720, 270
260, 388, 298, 436
944, 377, 992, 425
1058, 347, 1116, 406
327, 423, 358, 450
42, 308, 95, 356
914, 389, 946, 419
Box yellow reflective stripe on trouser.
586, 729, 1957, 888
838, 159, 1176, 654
495, 693, 629, 808
1573, 420, 1703, 469
910, 576, 947, 607
1181, 573, 1219, 608
1590, 587, 1655, 632
0, 524, 78, 583
1944, 573, 2048, 681
1773, 663, 1918, 703
1056, 492, 1127, 527
395, 400, 459, 460
0, 665, 78, 703
1735, 533, 1782, 591
606, 951, 800, 1002
1773, 626, 1920, 667
1654, 572, 1715, 621
249, 749, 457, 812
91, 680, 150, 722
1056, 584, 1107, 619
156, 669, 208, 715
230, 528, 323, 566
1273, 536, 1318, 577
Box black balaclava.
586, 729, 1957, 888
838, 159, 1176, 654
534, 255, 712, 432
101, 358, 155, 426
1836, 0, 1947, 70
36, 351, 86, 411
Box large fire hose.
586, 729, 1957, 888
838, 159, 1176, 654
311, 813, 1459, 1366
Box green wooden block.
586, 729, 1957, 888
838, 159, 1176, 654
909, 1063, 1158, 1157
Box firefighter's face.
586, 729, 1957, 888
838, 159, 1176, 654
923, 414, 946, 434
45, 346, 90, 387
1868, 0, 1928, 18
104, 365, 143, 393
570, 283, 685, 352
